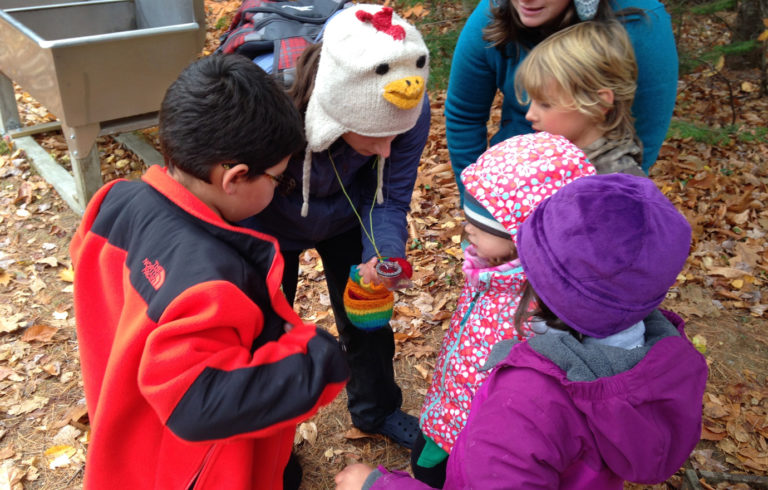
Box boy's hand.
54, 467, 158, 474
335, 463, 374, 489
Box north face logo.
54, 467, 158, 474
142, 258, 166, 290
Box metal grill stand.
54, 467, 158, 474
0, 0, 205, 213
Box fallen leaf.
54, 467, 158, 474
0, 367, 22, 382
14, 181, 34, 205
295, 422, 317, 446
726, 419, 751, 443
44, 445, 76, 469
414, 364, 430, 379
692, 334, 707, 354
7, 396, 49, 416
58, 266, 74, 283
20, 325, 57, 343
28, 276, 46, 294
35, 256, 58, 267
0, 447, 14, 460
0, 460, 25, 490
52, 426, 82, 447
0, 269, 11, 286
344, 428, 375, 441
42, 361, 61, 377
701, 426, 728, 441
741, 81, 757, 92
24, 464, 39, 482
0, 314, 25, 334
52, 310, 68, 320
707, 267, 749, 279
394, 305, 422, 318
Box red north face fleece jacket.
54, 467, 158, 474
70, 166, 348, 489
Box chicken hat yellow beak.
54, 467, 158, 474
384, 76, 425, 110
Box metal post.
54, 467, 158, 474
0, 71, 21, 134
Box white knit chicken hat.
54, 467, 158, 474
300, 4, 429, 216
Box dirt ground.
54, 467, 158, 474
1, 2, 767, 490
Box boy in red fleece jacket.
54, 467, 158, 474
70, 54, 348, 490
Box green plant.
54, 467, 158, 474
423, 27, 462, 91
667, 0, 741, 75
0, 138, 10, 155
394, 0, 480, 91
667, 120, 768, 145
680, 40, 760, 74
215, 16, 229, 30
690, 0, 736, 15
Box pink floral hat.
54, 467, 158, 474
460, 131, 596, 241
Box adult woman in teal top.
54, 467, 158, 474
446, 0, 678, 200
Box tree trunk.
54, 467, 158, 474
726, 0, 768, 70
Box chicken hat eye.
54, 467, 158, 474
416, 55, 426, 69
375, 63, 390, 75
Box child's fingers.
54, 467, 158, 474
334, 464, 374, 489
358, 259, 381, 285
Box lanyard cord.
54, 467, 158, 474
328, 150, 383, 260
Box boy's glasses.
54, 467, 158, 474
262, 171, 296, 194
221, 163, 296, 195
262, 171, 282, 186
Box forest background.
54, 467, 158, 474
0, 0, 767, 488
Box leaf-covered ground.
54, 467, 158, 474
0, 2, 766, 489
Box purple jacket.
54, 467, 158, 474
367, 310, 707, 489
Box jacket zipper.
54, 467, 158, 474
420, 291, 482, 425
185, 445, 215, 490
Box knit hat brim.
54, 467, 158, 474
517, 174, 692, 338
463, 194, 510, 239
460, 132, 596, 240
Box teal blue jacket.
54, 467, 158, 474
445, 0, 678, 200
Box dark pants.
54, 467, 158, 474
410, 432, 448, 488
281, 226, 403, 431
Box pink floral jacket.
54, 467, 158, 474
419, 245, 533, 452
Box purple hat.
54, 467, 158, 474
517, 174, 691, 338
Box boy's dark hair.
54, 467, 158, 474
159, 54, 305, 183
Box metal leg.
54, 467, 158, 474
70, 144, 102, 209
0, 71, 21, 134
63, 123, 103, 210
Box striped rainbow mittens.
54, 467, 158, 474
343, 265, 394, 331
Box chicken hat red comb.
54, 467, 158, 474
356, 7, 405, 40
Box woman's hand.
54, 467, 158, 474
335, 463, 375, 489
357, 257, 381, 285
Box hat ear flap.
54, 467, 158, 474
574, 0, 599, 20
304, 91, 346, 155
